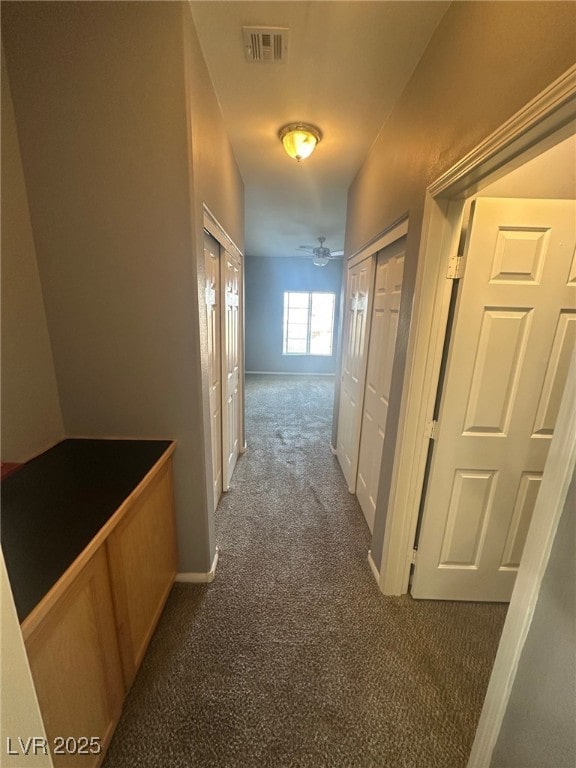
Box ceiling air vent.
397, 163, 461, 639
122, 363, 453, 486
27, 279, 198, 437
242, 27, 288, 63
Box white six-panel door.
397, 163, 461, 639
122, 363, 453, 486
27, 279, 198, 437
222, 249, 241, 491
356, 241, 405, 531
204, 232, 222, 512
337, 256, 375, 492
412, 198, 576, 601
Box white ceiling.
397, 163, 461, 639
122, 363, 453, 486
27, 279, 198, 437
190, 1, 450, 258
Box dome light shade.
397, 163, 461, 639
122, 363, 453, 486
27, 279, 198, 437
279, 123, 322, 162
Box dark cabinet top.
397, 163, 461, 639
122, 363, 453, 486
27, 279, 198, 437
1, 438, 173, 622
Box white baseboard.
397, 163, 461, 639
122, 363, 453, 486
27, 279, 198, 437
245, 371, 336, 377
367, 550, 381, 586
176, 547, 219, 584
330, 443, 338, 455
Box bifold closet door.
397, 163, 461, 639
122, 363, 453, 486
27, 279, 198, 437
222, 249, 241, 491
337, 256, 375, 492
356, 240, 405, 532
204, 232, 222, 511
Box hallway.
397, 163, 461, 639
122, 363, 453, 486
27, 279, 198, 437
102, 375, 506, 768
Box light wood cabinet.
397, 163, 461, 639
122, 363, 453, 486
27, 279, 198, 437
24, 546, 124, 768
14, 443, 177, 767
107, 458, 177, 688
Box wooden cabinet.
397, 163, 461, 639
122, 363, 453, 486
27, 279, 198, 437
24, 546, 124, 768
12, 442, 177, 767
107, 458, 177, 688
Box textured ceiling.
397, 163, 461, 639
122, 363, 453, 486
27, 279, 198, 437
190, 1, 450, 259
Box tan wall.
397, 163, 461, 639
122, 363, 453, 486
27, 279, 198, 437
1, 46, 65, 463
491, 469, 575, 767
183, 3, 245, 252
2, 1, 244, 573
346, 1, 576, 252
1, 552, 53, 768
344, 1, 576, 568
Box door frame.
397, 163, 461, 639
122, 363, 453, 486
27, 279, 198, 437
378, 64, 576, 597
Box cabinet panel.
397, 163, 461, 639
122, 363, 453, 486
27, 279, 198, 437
106, 458, 177, 688
25, 546, 123, 768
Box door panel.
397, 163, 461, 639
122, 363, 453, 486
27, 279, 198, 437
412, 198, 576, 601
222, 250, 241, 490
532, 311, 576, 434
204, 233, 222, 511
337, 257, 375, 491
356, 241, 405, 530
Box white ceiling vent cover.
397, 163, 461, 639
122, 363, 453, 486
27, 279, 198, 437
242, 27, 288, 63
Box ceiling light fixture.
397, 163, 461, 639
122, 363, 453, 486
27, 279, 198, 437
279, 123, 322, 162
298, 237, 343, 267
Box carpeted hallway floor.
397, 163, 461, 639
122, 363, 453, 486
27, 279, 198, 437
103, 374, 507, 768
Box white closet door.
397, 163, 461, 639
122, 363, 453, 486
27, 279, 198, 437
356, 241, 405, 531
412, 198, 576, 601
222, 249, 241, 490
337, 256, 375, 492
204, 232, 222, 511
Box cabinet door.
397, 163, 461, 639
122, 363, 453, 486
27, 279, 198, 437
106, 459, 177, 688
25, 546, 124, 768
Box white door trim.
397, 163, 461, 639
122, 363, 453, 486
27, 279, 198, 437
467, 349, 576, 767
347, 215, 409, 269
429, 63, 576, 198
203, 204, 243, 261
377, 196, 464, 594
378, 64, 576, 597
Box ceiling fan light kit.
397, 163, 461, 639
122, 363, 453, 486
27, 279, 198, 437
279, 123, 322, 161
298, 236, 343, 267
313, 255, 330, 267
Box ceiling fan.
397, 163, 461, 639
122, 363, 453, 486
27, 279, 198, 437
297, 237, 344, 267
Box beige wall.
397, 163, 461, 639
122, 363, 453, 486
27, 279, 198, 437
490, 469, 575, 767
1, 46, 65, 463
183, 3, 244, 252
181, 3, 246, 552
1, 552, 53, 768
343, 1, 576, 568
2, 1, 244, 573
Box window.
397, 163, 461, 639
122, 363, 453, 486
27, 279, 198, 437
283, 291, 335, 356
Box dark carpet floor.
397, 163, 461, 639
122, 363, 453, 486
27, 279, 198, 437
103, 374, 507, 768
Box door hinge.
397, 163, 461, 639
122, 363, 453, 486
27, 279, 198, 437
411, 548, 418, 565
428, 420, 439, 440
446, 253, 465, 279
